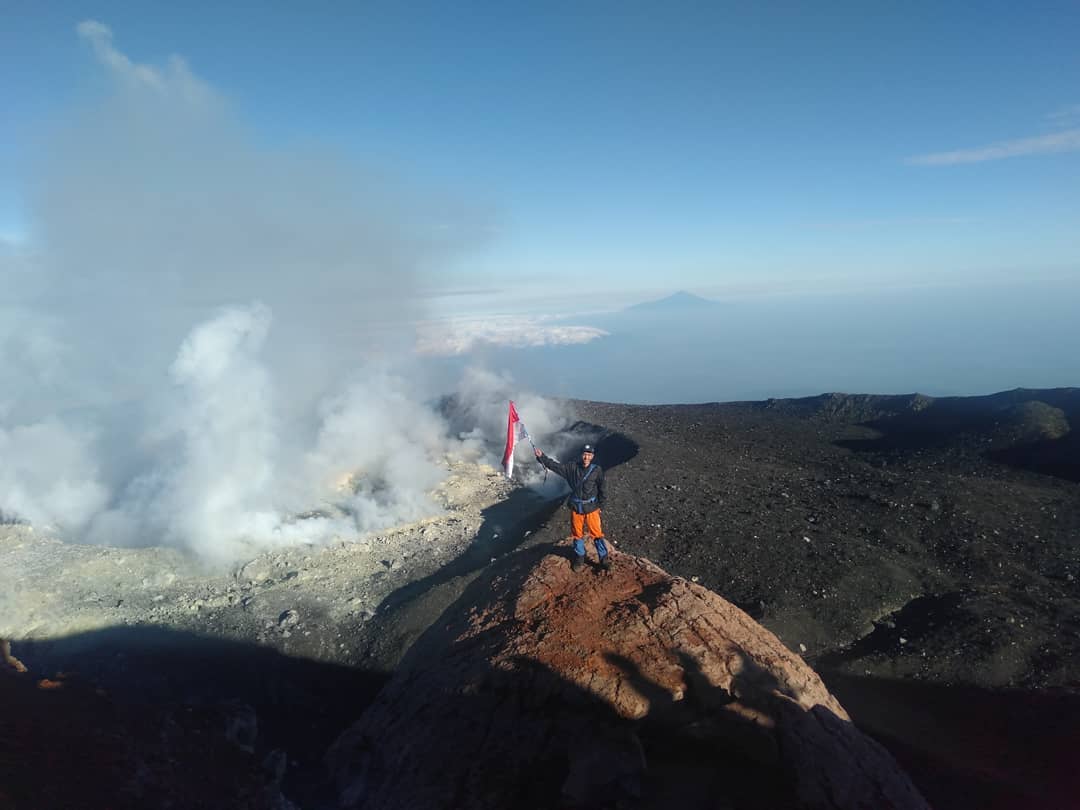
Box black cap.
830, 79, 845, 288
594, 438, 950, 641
582, 444, 595, 454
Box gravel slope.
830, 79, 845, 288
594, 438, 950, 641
4, 388, 1078, 808
572, 392, 1080, 689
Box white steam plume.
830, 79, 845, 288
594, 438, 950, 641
0, 22, 570, 560
449, 367, 577, 489
0, 421, 109, 531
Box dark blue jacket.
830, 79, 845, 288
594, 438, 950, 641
538, 453, 606, 514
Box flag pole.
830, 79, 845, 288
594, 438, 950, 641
509, 400, 547, 482
520, 422, 548, 482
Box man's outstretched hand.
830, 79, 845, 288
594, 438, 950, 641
534, 447, 543, 458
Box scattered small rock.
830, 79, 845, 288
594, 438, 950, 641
223, 702, 257, 753
238, 559, 274, 584
262, 749, 287, 786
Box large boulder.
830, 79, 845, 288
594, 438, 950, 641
328, 548, 929, 809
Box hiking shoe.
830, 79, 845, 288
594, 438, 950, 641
599, 554, 612, 571
571, 554, 585, 573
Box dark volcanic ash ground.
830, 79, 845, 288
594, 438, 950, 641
576, 390, 1080, 690
3, 387, 1079, 808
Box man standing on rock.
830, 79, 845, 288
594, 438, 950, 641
533, 443, 611, 572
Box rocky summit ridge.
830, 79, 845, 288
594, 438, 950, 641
7, 387, 1079, 808
329, 547, 929, 810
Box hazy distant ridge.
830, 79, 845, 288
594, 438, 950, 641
623, 290, 724, 312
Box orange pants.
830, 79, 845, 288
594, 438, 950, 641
571, 510, 604, 540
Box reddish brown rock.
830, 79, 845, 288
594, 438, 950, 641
329, 548, 930, 809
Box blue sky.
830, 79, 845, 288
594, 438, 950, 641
4, 2, 1079, 550
2, 1, 1079, 310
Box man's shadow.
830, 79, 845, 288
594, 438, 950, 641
332, 543, 931, 810
362, 424, 639, 665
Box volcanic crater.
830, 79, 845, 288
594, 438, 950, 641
3, 387, 1079, 809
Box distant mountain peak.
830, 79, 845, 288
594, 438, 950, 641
626, 291, 720, 311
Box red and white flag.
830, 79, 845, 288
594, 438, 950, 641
502, 400, 521, 478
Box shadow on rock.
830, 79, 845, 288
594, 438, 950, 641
820, 670, 1080, 810
8, 626, 387, 808
363, 418, 637, 670
329, 546, 930, 809
600, 650, 787, 807
361, 490, 563, 668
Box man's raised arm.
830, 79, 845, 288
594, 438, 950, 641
534, 448, 571, 480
